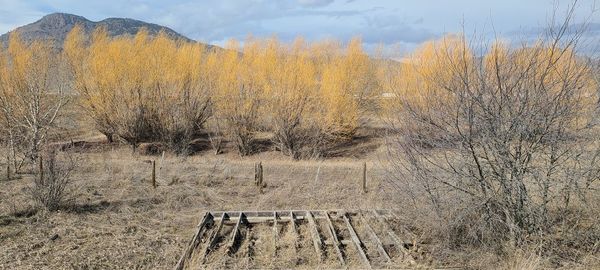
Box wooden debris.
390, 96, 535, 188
175, 212, 212, 270
272, 211, 278, 256
361, 213, 391, 263
177, 209, 415, 269
323, 211, 345, 266
227, 212, 244, 253
306, 211, 323, 262
201, 212, 227, 264
343, 213, 371, 269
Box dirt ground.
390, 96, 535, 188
0, 132, 416, 269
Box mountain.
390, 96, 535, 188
0, 13, 195, 47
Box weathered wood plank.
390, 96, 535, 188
289, 211, 299, 249
175, 212, 212, 270
371, 210, 411, 259
227, 212, 244, 254
306, 211, 323, 262
361, 213, 391, 263
343, 213, 371, 269
272, 211, 278, 256
323, 211, 345, 266
201, 212, 227, 264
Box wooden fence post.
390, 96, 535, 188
362, 162, 367, 193
152, 160, 156, 188
255, 162, 263, 193
39, 156, 44, 183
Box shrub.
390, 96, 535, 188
385, 10, 599, 250
29, 150, 77, 211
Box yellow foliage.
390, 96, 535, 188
65, 26, 214, 152
0, 32, 68, 161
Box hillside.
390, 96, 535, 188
0, 13, 195, 47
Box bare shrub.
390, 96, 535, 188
385, 2, 599, 253
29, 150, 77, 211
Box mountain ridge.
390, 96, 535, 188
0, 13, 197, 47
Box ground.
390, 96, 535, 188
0, 108, 598, 269
0, 130, 417, 269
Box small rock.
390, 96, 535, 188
50, 234, 59, 241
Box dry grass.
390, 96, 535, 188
0, 126, 598, 269
0, 139, 400, 269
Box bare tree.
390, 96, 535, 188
385, 3, 599, 245
0, 32, 69, 171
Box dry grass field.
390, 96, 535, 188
0, 126, 416, 269
1, 134, 597, 269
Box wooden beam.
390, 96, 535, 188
227, 212, 244, 254
323, 211, 345, 266
289, 211, 299, 249
306, 211, 323, 262
175, 212, 212, 270
343, 213, 371, 269
360, 213, 391, 263
272, 211, 278, 256
371, 210, 411, 259
201, 212, 227, 264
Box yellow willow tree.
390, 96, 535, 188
0, 32, 69, 170
65, 26, 116, 143
213, 39, 265, 156
319, 37, 373, 139
261, 37, 322, 159
65, 26, 214, 153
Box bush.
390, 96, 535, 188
29, 151, 76, 211
385, 7, 599, 253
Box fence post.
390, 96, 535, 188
362, 162, 367, 193
152, 160, 156, 188
255, 161, 263, 193
39, 156, 44, 183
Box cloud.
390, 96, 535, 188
0, 0, 595, 53
297, 0, 334, 8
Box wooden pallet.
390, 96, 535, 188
175, 209, 415, 269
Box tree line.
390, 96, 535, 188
62, 25, 378, 158
0, 24, 597, 165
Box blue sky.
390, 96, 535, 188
0, 0, 598, 54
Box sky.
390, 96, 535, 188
0, 0, 598, 55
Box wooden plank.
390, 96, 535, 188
201, 212, 227, 264
323, 211, 345, 266
272, 211, 278, 256
175, 212, 212, 270
371, 210, 410, 259
227, 212, 244, 254
289, 211, 299, 249
360, 213, 391, 263
209, 210, 361, 222
306, 211, 323, 262
343, 213, 371, 269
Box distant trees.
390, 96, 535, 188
64, 26, 374, 158
213, 37, 374, 158
0, 32, 69, 171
